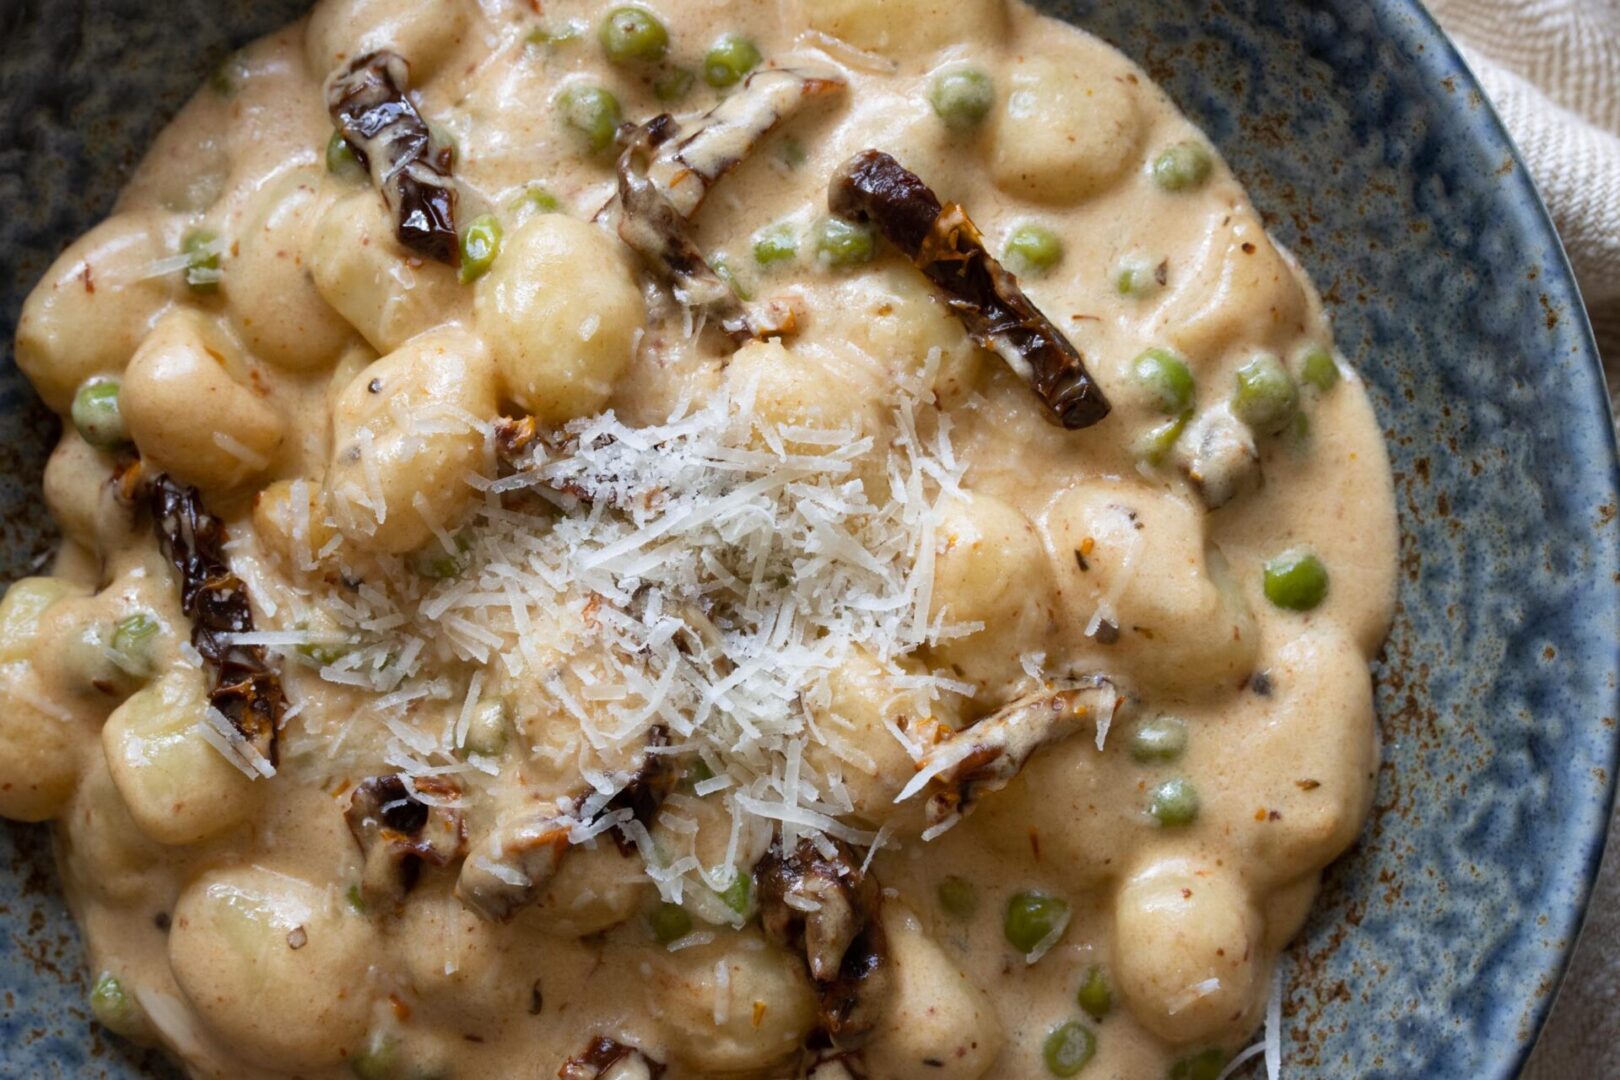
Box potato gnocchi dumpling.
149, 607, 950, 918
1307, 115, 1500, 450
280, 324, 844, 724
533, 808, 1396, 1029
310, 190, 468, 353
326, 325, 497, 553
3, 0, 1395, 1077
101, 668, 262, 845
644, 931, 819, 1073
806, 0, 1009, 57
224, 169, 354, 371
15, 210, 179, 412
1113, 859, 1267, 1044
122, 308, 286, 492
1044, 481, 1259, 694
990, 55, 1146, 204
475, 214, 645, 425
168, 866, 378, 1070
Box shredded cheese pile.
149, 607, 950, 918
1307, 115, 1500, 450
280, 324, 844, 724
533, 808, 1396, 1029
245, 358, 973, 905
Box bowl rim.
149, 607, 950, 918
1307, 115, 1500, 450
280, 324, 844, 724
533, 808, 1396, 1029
1392, 1, 1620, 1072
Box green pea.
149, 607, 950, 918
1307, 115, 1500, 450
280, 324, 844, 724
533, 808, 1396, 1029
718, 870, 752, 916
109, 612, 160, 679
1133, 413, 1188, 467
654, 67, 695, 102
409, 535, 471, 580
703, 32, 761, 88
937, 875, 978, 918
1132, 348, 1195, 415
1263, 549, 1329, 611
71, 378, 127, 450
459, 699, 510, 758
1115, 257, 1166, 299
1005, 224, 1064, 276
326, 130, 364, 178
350, 1033, 398, 1080
650, 902, 694, 944
1130, 714, 1188, 763
1232, 353, 1299, 435
558, 84, 623, 154
929, 66, 994, 131
299, 637, 352, 666
182, 229, 222, 294
1169, 1049, 1230, 1080
1152, 141, 1214, 193
1004, 891, 1070, 955
512, 185, 561, 219
813, 217, 876, 269
751, 224, 798, 267
1043, 1021, 1097, 1076
1148, 777, 1200, 827
1297, 344, 1341, 392
778, 136, 807, 169
1077, 966, 1112, 1021
707, 254, 751, 301
598, 6, 668, 64
89, 972, 143, 1037
458, 214, 503, 284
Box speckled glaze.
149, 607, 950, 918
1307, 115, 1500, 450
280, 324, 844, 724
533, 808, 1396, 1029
1, 2, 1616, 1077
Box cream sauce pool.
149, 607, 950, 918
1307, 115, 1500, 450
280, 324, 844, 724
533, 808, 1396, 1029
3, 0, 1397, 1077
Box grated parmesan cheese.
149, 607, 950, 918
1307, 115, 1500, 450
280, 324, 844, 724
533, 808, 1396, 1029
272, 375, 970, 902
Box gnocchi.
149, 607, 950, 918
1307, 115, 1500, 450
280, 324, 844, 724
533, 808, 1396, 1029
14, 210, 178, 412
224, 169, 353, 370
326, 325, 497, 554
101, 668, 262, 845
990, 55, 1146, 204
168, 866, 377, 1070
2, 0, 1396, 1077
474, 214, 644, 427
121, 308, 286, 491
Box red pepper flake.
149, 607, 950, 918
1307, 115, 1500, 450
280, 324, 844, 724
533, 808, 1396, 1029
1028, 827, 1042, 861
388, 994, 411, 1022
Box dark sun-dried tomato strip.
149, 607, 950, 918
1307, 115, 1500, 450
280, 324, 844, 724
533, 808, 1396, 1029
558, 1036, 665, 1080
344, 774, 466, 908
616, 115, 754, 342
755, 837, 891, 1041
828, 149, 1111, 429
148, 474, 284, 766
327, 50, 460, 266
602, 723, 678, 856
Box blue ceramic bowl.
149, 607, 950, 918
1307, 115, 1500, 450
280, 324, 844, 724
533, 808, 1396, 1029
3, 2, 1617, 1077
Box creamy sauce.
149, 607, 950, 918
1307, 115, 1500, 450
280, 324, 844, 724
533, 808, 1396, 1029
3, 1, 1397, 1077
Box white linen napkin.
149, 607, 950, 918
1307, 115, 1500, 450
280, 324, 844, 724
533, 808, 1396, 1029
1423, 3, 1620, 1074
1427, 0, 1620, 395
